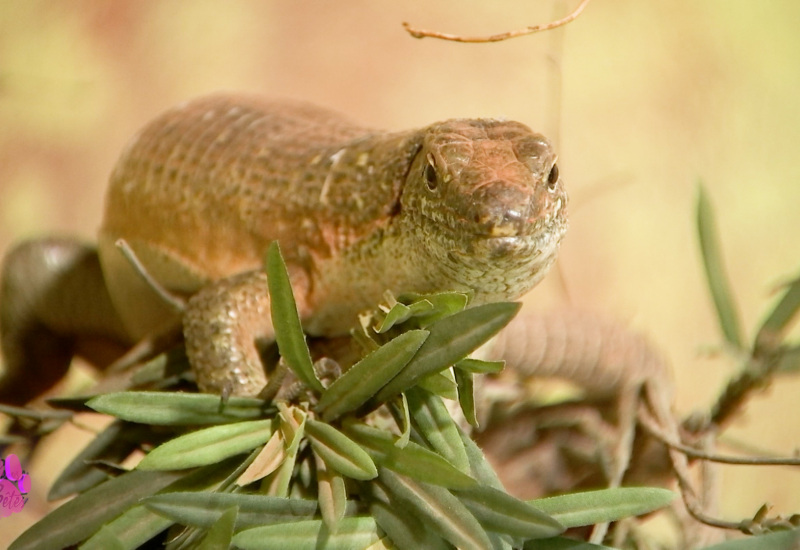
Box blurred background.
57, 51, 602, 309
0, 0, 798, 545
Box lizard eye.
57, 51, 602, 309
546, 163, 559, 190
424, 154, 438, 191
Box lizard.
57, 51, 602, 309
0, 93, 567, 403
1, 95, 744, 544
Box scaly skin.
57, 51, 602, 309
0, 94, 567, 399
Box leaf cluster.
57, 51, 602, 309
8, 234, 799, 549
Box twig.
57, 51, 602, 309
638, 406, 800, 466
115, 238, 186, 312
402, 0, 592, 43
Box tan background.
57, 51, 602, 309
0, 0, 798, 545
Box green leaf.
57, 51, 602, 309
344, 421, 476, 489
755, 273, 800, 351
455, 367, 479, 428
378, 467, 490, 550
530, 487, 676, 528
78, 529, 126, 550
49, 420, 154, 500
266, 241, 323, 393
137, 419, 273, 470
9, 469, 183, 550
407, 387, 470, 472
778, 344, 800, 373
455, 484, 564, 539
524, 537, 617, 549
315, 453, 348, 533
375, 302, 521, 403
197, 506, 237, 550
457, 357, 505, 374
369, 499, 450, 550
305, 418, 377, 480
399, 291, 471, 326
87, 391, 269, 425
80, 504, 173, 550
702, 528, 800, 549
81, 457, 243, 549
232, 517, 381, 550
376, 300, 435, 333
696, 184, 744, 349
127, 346, 191, 388
417, 368, 459, 400
458, 425, 505, 490
144, 492, 329, 529
396, 392, 411, 448
317, 330, 429, 421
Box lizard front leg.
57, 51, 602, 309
183, 269, 311, 397
0, 238, 130, 404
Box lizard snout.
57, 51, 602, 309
469, 183, 535, 238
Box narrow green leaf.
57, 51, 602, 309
78, 529, 125, 550
755, 273, 800, 351
458, 425, 505, 490
232, 517, 381, 550
396, 392, 411, 448
529, 487, 676, 528
375, 302, 521, 403
49, 420, 154, 500
129, 347, 190, 386
0, 403, 73, 419
317, 330, 429, 421
407, 387, 470, 472
80, 505, 173, 550
702, 527, 800, 549
455, 484, 563, 539
305, 418, 377, 480
266, 241, 323, 393
369, 499, 450, 550
9, 469, 183, 550
376, 301, 420, 332
524, 537, 618, 549
455, 367, 479, 428
696, 184, 744, 348
315, 452, 348, 533
137, 419, 273, 470
457, 357, 506, 374
778, 344, 800, 373
87, 391, 269, 425
144, 492, 329, 528
345, 421, 476, 489
399, 291, 471, 326
378, 467, 491, 550
197, 506, 237, 550
417, 368, 459, 400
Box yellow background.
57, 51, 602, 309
0, 1, 798, 545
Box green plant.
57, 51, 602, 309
5, 188, 800, 549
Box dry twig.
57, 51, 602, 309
402, 0, 592, 43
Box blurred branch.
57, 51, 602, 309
402, 0, 591, 43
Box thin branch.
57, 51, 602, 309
115, 238, 186, 312
638, 407, 800, 466
402, 0, 592, 43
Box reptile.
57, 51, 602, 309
0, 94, 567, 402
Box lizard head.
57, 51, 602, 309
399, 118, 568, 302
